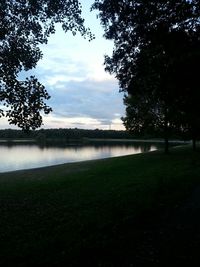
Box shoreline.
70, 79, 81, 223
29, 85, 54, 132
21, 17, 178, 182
83, 138, 191, 143
0, 141, 190, 174
0, 137, 191, 144
0, 147, 160, 175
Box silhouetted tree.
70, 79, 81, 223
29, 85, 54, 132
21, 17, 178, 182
0, 0, 93, 130
92, 0, 200, 152
123, 27, 200, 152
172, 30, 200, 150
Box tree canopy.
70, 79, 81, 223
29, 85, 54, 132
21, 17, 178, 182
93, 0, 200, 151
0, 0, 93, 130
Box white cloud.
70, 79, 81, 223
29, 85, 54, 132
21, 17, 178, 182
111, 118, 125, 130
42, 114, 125, 131
43, 114, 103, 129
46, 74, 85, 86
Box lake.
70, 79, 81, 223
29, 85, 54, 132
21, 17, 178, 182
0, 142, 161, 172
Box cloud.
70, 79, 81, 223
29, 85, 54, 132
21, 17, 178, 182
42, 115, 102, 129
49, 77, 124, 117
18, 49, 125, 130
42, 114, 125, 130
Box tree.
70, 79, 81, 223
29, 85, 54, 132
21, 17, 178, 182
92, 0, 200, 152
172, 30, 200, 150
123, 27, 200, 152
0, 0, 93, 130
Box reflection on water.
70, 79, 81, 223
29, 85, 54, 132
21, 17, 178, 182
0, 143, 159, 172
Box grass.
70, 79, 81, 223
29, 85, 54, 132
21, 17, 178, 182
0, 145, 200, 266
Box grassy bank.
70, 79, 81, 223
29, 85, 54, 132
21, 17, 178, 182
0, 145, 200, 266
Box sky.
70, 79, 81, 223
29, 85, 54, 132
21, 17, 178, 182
1, 0, 125, 130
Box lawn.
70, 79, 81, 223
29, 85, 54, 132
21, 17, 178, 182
0, 145, 200, 266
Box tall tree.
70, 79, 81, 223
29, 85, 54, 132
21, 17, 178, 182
92, 0, 200, 152
172, 29, 200, 150
0, 0, 93, 130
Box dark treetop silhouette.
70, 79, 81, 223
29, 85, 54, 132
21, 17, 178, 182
92, 0, 200, 152
0, 0, 93, 130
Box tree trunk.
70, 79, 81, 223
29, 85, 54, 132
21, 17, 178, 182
165, 135, 169, 154
164, 114, 169, 154
192, 138, 196, 151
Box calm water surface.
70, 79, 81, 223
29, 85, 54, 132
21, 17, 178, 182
0, 143, 159, 172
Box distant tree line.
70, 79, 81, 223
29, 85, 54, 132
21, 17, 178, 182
0, 127, 193, 142
0, 128, 135, 141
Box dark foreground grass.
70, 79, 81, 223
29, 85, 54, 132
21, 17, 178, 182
0, 145, 200, 266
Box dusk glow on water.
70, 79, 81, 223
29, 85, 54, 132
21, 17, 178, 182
0, 143, 158, 172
